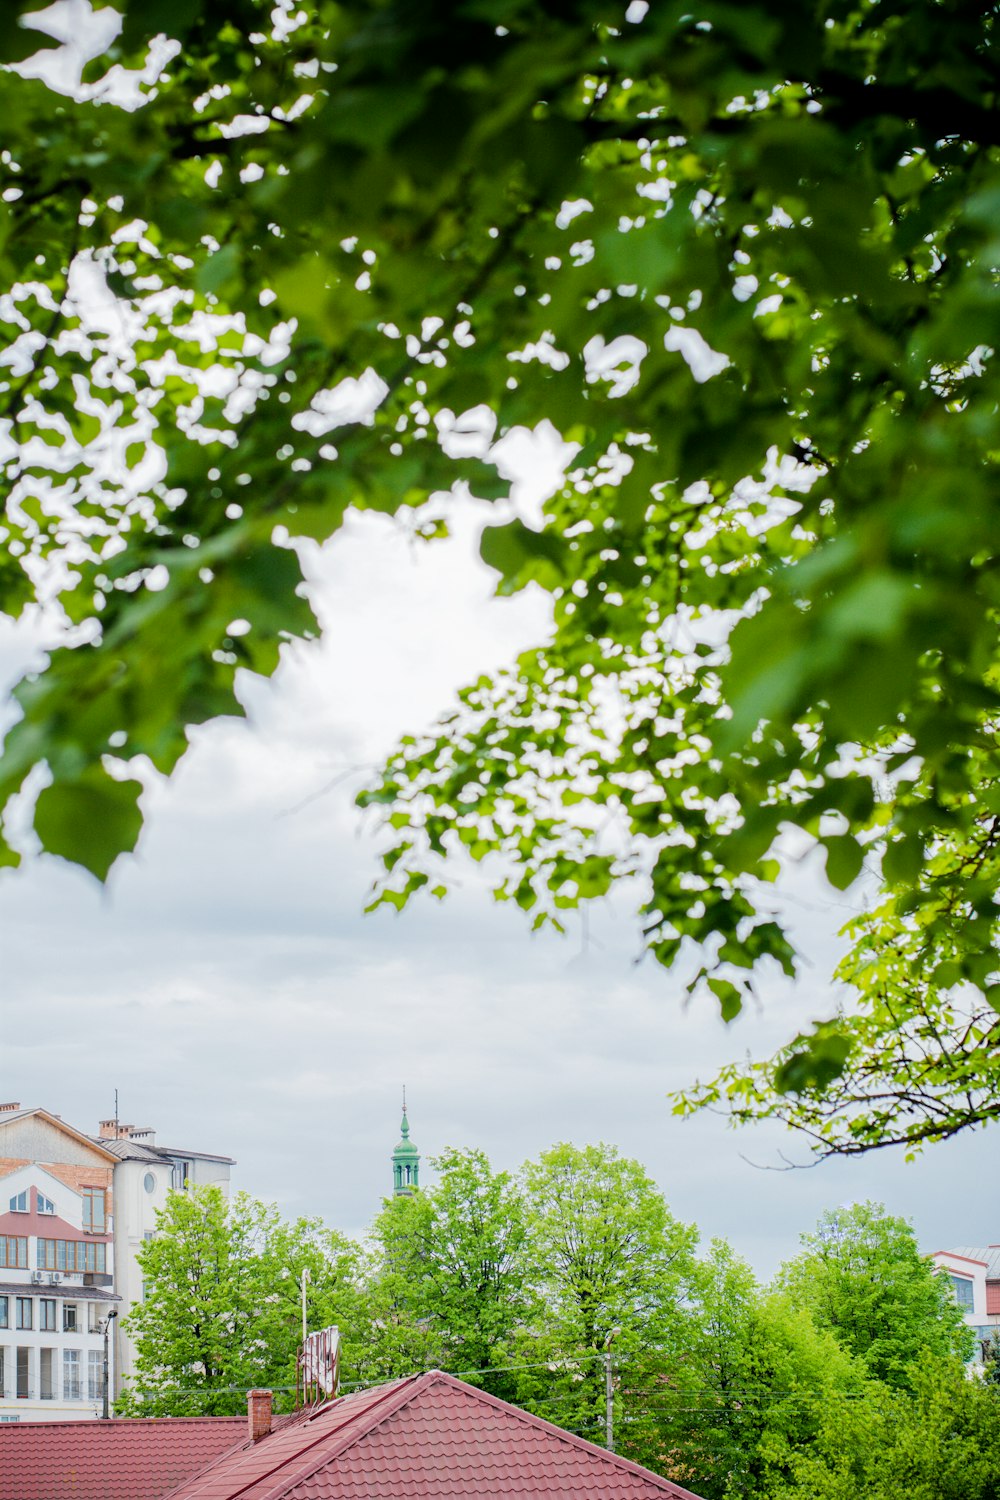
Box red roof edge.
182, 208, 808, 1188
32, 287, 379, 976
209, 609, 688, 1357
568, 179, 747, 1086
161, 1379, 419, 1500
249, 1375, 439, 1500
424, 1371, 706, 1499
933, 1251, 988, 1266
286, 1370, 704, 1500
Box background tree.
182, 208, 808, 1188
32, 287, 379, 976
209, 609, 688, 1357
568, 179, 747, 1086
345, 1257, 447, 1389
119, 1186, 284, 1414
3, 2, 1000, 1153
367, 1147, 531, 1398
645, 1242, 863, 1500
258, 1214, 366, 1398
119, 1185, 363, 1413
512, 1142, 699, 1447
779, 1356, 1000, 1500
776, 1202, 972, 1389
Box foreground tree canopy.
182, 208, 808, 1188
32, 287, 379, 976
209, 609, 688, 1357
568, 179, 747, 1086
1, 1, 999, 1153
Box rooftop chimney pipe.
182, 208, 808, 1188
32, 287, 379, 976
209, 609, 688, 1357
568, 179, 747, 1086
247, 1389, 273, 1443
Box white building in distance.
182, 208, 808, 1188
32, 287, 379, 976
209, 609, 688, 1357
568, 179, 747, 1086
0, 1103, 233, 1419
0, 1106, 119, 1421
92, 1118, 233, 1396
932, 1245, 1000, 1361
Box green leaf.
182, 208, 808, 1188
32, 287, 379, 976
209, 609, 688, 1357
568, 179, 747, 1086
34, 770, 143, 881
774, 1031, 853, 1095
823, 835, 865, 892
708, 977, 743, 1022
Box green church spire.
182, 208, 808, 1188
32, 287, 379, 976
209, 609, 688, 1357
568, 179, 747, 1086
392, 1088, 420, 1196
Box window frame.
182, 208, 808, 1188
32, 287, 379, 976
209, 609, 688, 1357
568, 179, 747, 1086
15, 1297, 32, 1331
87, 1349, 103, 1403
0, 1237, 27, 1270
37, 1239, 106, 1273
62, 1348, 82, 1401
81, 1187, 106, 1233
39, 1347, 55, 1401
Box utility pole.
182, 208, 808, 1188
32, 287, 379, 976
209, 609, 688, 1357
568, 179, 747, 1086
102, 1310, 118, 1419
604, 1328, 620, 1453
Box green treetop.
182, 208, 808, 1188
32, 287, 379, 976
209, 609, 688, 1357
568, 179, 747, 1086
776, 1201, 973, 1389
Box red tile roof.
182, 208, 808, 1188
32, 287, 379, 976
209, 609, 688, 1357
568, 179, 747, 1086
0, 1415, 246, 1500
165, 1371, 705, 1500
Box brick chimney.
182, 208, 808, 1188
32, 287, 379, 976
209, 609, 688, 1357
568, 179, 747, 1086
0, 1102, 21, 1114
247, 1389, 273, 1443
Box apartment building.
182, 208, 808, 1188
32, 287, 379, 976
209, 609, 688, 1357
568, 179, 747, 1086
0, 1105, 119, 1421
92, 1118, 233, 1393
0, 1104, 234, 1418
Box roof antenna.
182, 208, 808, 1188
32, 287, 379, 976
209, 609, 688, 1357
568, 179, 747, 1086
114, 1088, 119, 1138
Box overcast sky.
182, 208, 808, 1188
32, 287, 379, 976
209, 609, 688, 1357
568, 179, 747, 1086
1, 495, 996, 1278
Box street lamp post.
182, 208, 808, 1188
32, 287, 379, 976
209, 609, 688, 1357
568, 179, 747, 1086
102, 1310, 118, 1420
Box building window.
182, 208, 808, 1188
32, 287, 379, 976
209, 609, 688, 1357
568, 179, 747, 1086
88, 1303, 102, 1333
171, 1160, 192, 1190
39, 1348, 55, 1401
949, 1274, 975, 1310
37, 1239, 106, 1273
15, 1298, 32, 1331
143, 1172, 156, 1194
38, 1194, 54, 1215
87, 1350, 102, 1403
81, 1188, 106, 1233
63, 1303, 78, 1333
8, 1191, 27, 1213
63, 1349, 81, 1401
39, 1299, 56, 1332
0, 1296, 7, 1329
16, 1347, 29, 1399
0, 1237, 27, 1270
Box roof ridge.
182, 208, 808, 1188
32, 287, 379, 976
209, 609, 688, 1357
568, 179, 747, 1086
251, 1374, 436, 1500
168, 1378, 422, 1500
0, 1107, 120, 1162
424, 1370, 704, 1498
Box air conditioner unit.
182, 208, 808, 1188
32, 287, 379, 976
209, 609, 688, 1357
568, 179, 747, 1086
30, 1271, 44, 1284
48, 1273, 60, 1285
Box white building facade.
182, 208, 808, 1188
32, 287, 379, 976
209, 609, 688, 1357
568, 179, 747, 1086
932, 1246, 1000, 1360
94, 1120, 233, 1395
0, 1107, 119, 1422
0, 1104, 234, 1418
